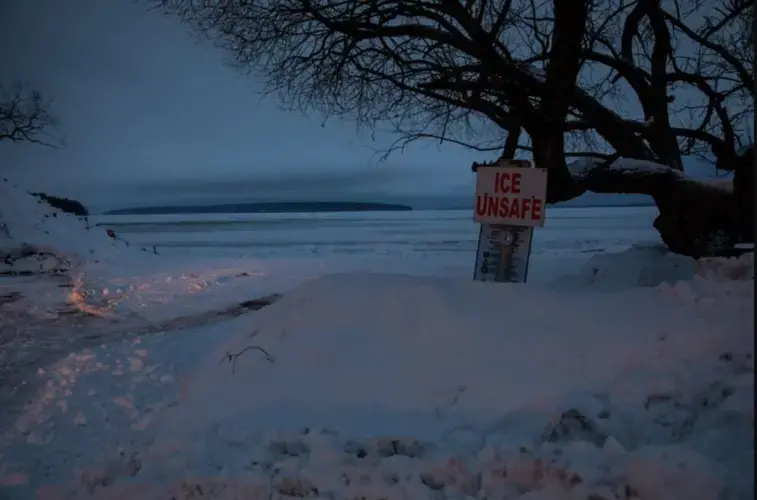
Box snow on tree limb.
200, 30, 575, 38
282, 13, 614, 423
567, 157, 733, 198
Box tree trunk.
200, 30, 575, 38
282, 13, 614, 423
531, 136, 584, 203
652, 183, 737, 258
732, 147, 754, 243
533, 0, 589, 204
575, 159, 745, 258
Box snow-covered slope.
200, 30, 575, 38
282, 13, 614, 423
0, 178, 150, 263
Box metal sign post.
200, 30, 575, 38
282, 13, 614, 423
472, 159, 547, 283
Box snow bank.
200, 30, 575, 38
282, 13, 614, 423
167, 274, 689, 430
0, 178, 148, 263
570, 245, 696, 290
556, 244, 753, 291
0, 177, 156, 320
696, 251, 754, 282
44, 266, 747, 499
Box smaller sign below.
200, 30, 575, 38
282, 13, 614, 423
474, 165, 548, 227
473, 224, 534, 283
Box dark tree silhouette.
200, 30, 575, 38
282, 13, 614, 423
0, 83, 62, 239
0, 83, 60, 147
31, 192, 89, 216
148, 0, 753, 256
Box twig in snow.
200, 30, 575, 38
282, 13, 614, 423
221, 345, 275, 374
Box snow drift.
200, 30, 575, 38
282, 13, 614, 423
168, 273, 739, 430
0, 178, 142, 262
76, 260, 751, 500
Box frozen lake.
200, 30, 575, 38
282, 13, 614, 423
93, 206, 662, 280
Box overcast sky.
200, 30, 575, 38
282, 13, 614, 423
0, 0, 483, 211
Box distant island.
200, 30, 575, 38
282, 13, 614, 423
104, 201, 414, 215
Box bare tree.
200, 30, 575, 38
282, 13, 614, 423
147, 0, 753, 256
0, 83, 60, 147
0, 83, 62, 241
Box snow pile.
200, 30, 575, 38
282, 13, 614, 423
37, 264, 752, 499
558, 245, 753, 291
570, 244, 696, 290
696, 251, 754, 282
0, 178, 147, 264
0, 177, 153, 322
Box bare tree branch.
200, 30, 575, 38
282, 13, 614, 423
145, 0, 754, 254
0, 83, 62, 148
221, 342, 275, 375
147, 0, 751, 173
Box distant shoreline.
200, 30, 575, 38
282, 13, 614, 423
102, 201, 656, 216
104, 201, 414, 215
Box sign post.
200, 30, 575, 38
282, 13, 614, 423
472, 159, 548, 283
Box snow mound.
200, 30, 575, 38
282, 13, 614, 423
0, 178, 150, 263
573, 245, 696, 290
696, 252, 754, 281
0, 178, 163, 333
0, 179, 132, 258
73, 269, 751, 499
165, 274, 702, 432
568, 245, 753, 291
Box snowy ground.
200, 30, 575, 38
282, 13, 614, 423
0, 177, 753, 499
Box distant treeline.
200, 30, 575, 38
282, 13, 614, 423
32, 192, 89, 216
105, 201, 413, 215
